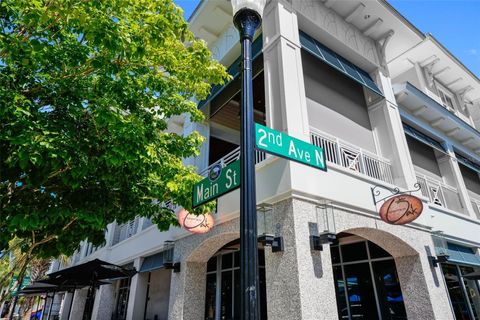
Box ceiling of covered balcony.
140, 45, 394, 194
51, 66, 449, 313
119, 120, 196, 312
312, 0, 423, 63
188, 0, 233, 47
389, 36, 480, 104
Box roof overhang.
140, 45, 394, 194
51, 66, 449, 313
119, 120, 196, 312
389, 36, 480, 103
188, 0, 233, 48
294, 0, 424, 71
394, 82, 480, 154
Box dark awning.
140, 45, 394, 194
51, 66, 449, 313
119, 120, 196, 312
455, 151, 480, 174
17, 282, 58, 296
299, 30, 384, 99
197, 35, 263, 110
44, 259, 136, 289
463, 269, 480, 280
403, 123, 446, 153
438, 243, 480, 267
139, 251, 164, 273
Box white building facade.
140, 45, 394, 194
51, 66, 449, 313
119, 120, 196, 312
48, 1, 480, 319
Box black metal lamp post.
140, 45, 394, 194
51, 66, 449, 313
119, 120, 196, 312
231, 1, 266, 319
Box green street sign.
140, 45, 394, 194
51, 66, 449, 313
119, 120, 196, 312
192, 160, 240, 208
255, 123, 327, 171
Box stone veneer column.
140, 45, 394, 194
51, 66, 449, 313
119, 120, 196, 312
262, 0, 310, 141
91, 283, 115, 320
168, 261, 206, 320
68, 288, 88, 320
395, 254, 452, 320
126, 258, 148, 320
264, 198, 338, 320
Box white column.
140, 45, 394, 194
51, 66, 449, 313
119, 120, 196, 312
183, 111, 210, 172
68, 288, 88, 320
59, 291, 74, 320
262, 0, 310, 141
105, 222, 116, 247
125, 258, 148, 320
91, 284, 115, 320
441, 143, 476, 217
369, 70, 418, 189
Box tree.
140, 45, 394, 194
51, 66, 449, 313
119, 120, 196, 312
0, 0, 228, 258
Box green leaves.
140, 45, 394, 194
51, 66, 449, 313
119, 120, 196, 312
0, 0, 228, 258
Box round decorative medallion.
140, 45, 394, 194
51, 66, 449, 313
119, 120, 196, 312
178, 208, 214, 234
379, 195, 423, 225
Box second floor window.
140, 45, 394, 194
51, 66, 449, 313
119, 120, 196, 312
436, 81, 457, 112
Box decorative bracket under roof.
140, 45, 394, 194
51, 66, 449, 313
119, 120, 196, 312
423, 57, 440, 87
376, 29, 395, 77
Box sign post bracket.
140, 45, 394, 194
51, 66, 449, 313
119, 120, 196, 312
371, 183, 421, 206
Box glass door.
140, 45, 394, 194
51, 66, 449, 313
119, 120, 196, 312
331, 239, 407, 320
204, 247, 266, 320
460, 266, 480, 320
442, 264, 473, 320
343, 262, 379, 320
114, 278, 131, 320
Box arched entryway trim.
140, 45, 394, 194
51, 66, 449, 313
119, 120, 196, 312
332, 228, 438, 320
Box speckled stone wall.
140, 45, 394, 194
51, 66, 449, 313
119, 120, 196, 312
168, 218, 240, 320
264, 198, 339, 320
166, 196, 454, 320
288, 197, 454, 320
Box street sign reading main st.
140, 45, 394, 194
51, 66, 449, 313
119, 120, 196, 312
192, 160, 240, 208
255, 123, 327, 171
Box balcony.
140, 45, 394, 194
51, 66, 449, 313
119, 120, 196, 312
199, 146, 266, 177
416, 173, 464, 214
394, 82, 480, 151
310, 128, 394, 184
468, 191, 480, 220
112, 217, 140, 246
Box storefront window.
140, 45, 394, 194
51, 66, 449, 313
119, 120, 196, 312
331, 239, 407, 320
460, 266, 480, 319
442, 263, 480, 320
82, 287, 96, 320
204, 246, 266, 320
113, 278, 131, 320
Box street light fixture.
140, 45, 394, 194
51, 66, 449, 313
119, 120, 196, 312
163, 240, 180, 273
310, 203, 337, 251
429, 231, 450, 267
231, 1, 266, 319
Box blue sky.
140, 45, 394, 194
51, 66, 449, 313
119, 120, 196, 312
174, 0, 480, 77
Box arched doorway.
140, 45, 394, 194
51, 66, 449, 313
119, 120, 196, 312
204, 239, 267, 320
331, 233, 407, 320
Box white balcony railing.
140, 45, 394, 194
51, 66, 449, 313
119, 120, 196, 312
470, 199, 480, 220
310, 128, 394, 184
415, 173, 464, 213
112, 217, 140, 246
199, 146, 266, 177
468, 191, 480, 220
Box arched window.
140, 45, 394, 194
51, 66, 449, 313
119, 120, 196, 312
205, 241, 267, 320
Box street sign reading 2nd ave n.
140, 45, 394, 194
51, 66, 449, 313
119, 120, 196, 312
255, 123, 326, 171
192, 124, 326, 208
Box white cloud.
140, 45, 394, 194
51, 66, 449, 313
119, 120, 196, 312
467, 48, 478, 56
